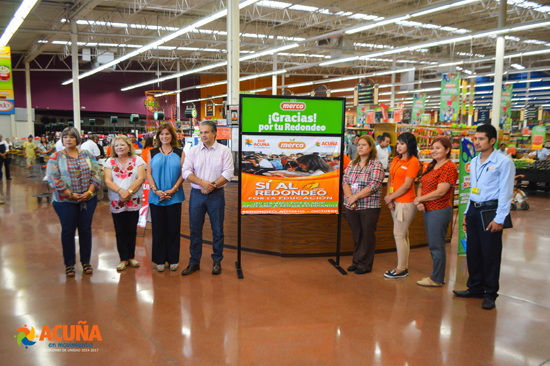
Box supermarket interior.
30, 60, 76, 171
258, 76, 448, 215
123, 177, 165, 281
1, 0, 550, 365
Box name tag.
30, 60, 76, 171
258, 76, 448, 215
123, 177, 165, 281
401, 166, 408, 170
351, 183, 359, 190
472, 187, 481, 195
488, 166, 496, 171
389, 187, 394, 194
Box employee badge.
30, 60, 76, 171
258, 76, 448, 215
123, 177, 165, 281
471, 187, 481, 195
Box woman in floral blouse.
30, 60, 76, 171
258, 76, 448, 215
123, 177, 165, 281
104, 135, 146, 272
47, 127, 101, 277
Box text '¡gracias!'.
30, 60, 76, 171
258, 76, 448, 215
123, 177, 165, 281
259, 112, 326, 132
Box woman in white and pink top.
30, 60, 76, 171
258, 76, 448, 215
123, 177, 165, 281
104, 135, 146, 272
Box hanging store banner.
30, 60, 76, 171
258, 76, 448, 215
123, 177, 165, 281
531, 125, 546, 150
461, 80, 468, 116
458, 137, 477, 255
241, 135, 342, 214
241, 97, 344, 134
468, 80, 475, 116
411, 93, 426, 124
0, 47, 15, 115
240, 95, 344, 215
500, 84, 513, 129
440, 72, 461, 122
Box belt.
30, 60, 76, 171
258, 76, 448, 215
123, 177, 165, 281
471, 200, 498, 208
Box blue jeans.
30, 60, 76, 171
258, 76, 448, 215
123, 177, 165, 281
189, 188, 225, 265
52, 196, 97, 266
423, 206, 453, 284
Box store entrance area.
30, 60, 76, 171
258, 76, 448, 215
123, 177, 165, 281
1, 164, 549, 365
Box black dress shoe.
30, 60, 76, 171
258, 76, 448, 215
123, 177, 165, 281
212, 261, 221, 275
181, 264, 200, 276
453, 289, 484, 299
482, 298, 496, 310
354, 268, 370, 275
347, 265, 357, 272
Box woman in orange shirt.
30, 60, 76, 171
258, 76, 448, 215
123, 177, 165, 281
141, 137, 154, 164
383, 132, 420, 279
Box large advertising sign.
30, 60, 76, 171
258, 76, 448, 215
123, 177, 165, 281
440, 73, 461, 122
241, 135, 342, 214
241, 97, 343, 134
0, 47, 15, 115
532, 125, 546, 150
411, 93, 426, 124
458, 137, 477, 255
240, 95, 344, 215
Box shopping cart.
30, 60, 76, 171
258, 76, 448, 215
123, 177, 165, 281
31, 165, 52, 203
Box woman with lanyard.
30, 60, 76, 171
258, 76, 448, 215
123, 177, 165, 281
104, 135, 146, 272
47, 127, 101, 277
146, 123, 185, 272
384, 132, 421, 279
413, 137, 458, 286
37, 135, 53, 164
343, 135, 385, 274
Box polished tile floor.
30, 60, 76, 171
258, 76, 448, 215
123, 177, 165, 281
1, 165, 550, 366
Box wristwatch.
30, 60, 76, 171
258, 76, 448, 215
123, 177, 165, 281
128, 189, 134, 195
212, 181, 217, 188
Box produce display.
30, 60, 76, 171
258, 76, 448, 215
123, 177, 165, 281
526, 160, 550, 171
513, 158, 534, 169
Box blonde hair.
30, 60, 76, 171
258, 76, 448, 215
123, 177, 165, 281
109, 135, 135, 158
351, 135, 378, 166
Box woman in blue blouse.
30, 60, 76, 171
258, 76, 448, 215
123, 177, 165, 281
146, 123, 185, 272
47, 127, 101, 277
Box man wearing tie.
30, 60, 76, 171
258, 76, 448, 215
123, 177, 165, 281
453, 124, 515, 310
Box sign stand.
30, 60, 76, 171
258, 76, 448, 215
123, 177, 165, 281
328, 135, 347, 275
236, 94, 347, 279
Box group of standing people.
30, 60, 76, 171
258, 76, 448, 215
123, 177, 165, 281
343, 124, 514, 309
46, 121, 234, 278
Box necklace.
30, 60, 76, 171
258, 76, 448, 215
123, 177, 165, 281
160, 146, 173, 155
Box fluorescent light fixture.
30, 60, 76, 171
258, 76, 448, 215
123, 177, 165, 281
121, 61, 228, 91
439, 61, 464, 67
510, 63, 525, 70
345, 15, 411, 34
510, 20, 550, 32
239, 69, 287, 82
375, 67, 415, 76
0, 0, 39, 46
64, 0, 260, 85
319, 56, 359, 66
287, 81, 314, 88
530, 87, 550, 91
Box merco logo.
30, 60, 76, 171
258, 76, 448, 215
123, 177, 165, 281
280, 102, 306, 111
279, 142, 306, 149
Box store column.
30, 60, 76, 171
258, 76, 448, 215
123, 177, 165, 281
71, 20, 81, 132
390, 55, 396, 109
272, 31, 277, 95
226, 0, 239, 106
177, 61, 181, 121
24, 62, 34, 137
491, 0, 506, 130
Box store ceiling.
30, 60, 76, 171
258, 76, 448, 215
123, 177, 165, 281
1, 0, 550, 92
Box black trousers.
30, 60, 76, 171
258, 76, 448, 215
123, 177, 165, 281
465, 205, 503, 300
112, 211, 139, 261
149, 203, 182, 265
0, 157, 10, 179
346, 208, 381, 271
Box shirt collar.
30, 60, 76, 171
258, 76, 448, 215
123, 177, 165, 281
200, 141, 217, 151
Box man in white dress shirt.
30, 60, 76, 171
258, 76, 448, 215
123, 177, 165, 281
181, 121, 234, 275
376, 133, 390, 170
81, 135, 101, 158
